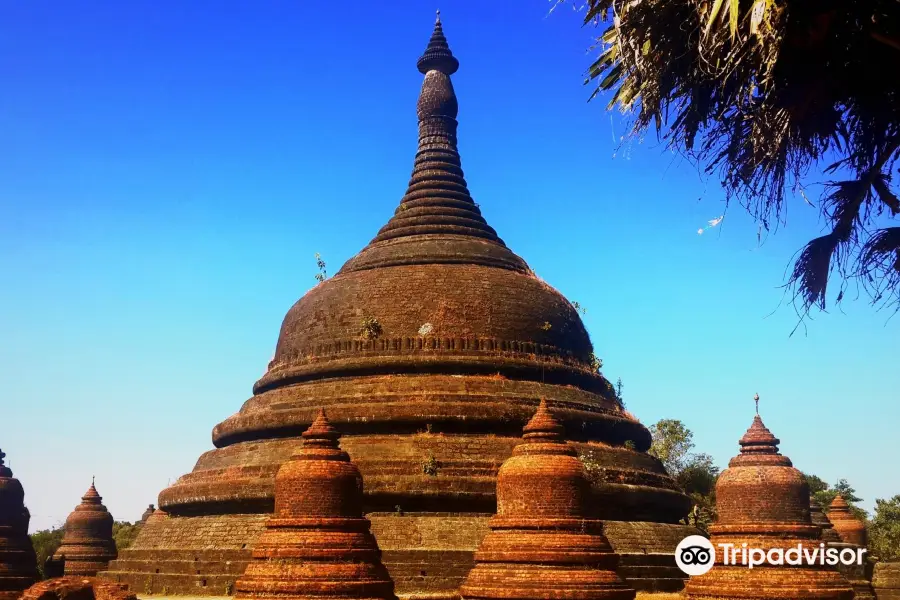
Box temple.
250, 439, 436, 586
684, 415, 853, 600
459, 400, 635, 600
140, 505, 155, 523
234, 409, 396, 600
0, 449, 38, 600
828, 495, 868, 547
103, 13, 695, 599
823, 495, 876, 600
810, 495, 842, 543
54, 482, 117, 576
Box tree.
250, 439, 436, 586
649, 419, 695, 475
869, 495, 900, 561
802, 474, 868, 521
29, 526, 64, 580
802, 473, 830, 496
112, 521, 142, 552
648, 419, 719, 533
570, 0, 900, 317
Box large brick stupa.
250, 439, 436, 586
0, 448, 38, 600
103, 14, 694, 599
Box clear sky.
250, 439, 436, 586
1, 0, 896, 532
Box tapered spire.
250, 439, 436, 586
339, 14, 527, 273
417, 10, 459, 75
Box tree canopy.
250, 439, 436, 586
572, 0, 900, 318
870, 495, 900, 560
801, 473, 868, 521
648, 418, 719, 532
29, 526, 64, 580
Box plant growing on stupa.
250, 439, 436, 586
422, 455, 440, 476
314, 253, 327, 283
359, 316, 383, 340
567, 0, 900, 317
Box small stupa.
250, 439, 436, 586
0, 448, 38, 600
684, 413, 853, 600
810, 494, 843, 543
53, 480, 118, 576
822, 495, 875, 599
233, 409, 397, 600
828, 495, 868, 547
140, 504, 155, 523
459, 400, 635, 600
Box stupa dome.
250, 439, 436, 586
828, 495, 868, 547
54, 482, 117, 576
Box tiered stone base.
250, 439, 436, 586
101, 512, 693, 598
875, 561, 900, 600
604, 522, 697, 593
100, 514, 266, 596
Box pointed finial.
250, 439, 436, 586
302, 408, 341, 446
522, 399, 565, 441
417, 12, 459, 75
754, 393, 760, 415
92, 475, 95, 486
436, 9, 441, 24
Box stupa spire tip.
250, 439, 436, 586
417, 11, 459, 75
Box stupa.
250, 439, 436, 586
234, 409, 396, 600
810, 495, 842, 543
459, 400, 635, 600
684, 415, 853, 600
0, 448, 38, 600
140, 505, 155, 523
54, 481, 118, 576
828, 495, 868, 547
103, 13, 694, 598
823, 496, 875, 600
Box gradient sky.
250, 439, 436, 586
1, 0, 896, 532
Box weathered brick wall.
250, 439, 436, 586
874, 561, 900, 600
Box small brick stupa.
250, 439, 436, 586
828, 495, 867, 547
810, 495, 842, 543
459, 400, 635, 600
824, 495, 875, 600
140, 505, 155, 523
53, 481, 117, 576
0, 448, 38, 600
684, 414, 853, 600
234, 409, 397, 600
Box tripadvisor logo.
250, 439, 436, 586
676, 535, 715, 576
675, 535, 868, 576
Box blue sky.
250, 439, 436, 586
1, 0, 895, 531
